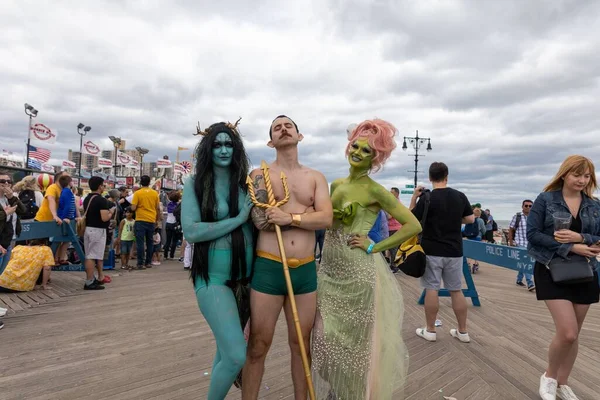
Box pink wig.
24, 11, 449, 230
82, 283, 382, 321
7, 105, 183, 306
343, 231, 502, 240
345, 119, 397, 172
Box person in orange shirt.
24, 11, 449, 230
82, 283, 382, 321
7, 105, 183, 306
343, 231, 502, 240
130, 175, 160, 269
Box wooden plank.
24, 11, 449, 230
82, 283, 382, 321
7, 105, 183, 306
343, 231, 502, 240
0, 261, 598, 400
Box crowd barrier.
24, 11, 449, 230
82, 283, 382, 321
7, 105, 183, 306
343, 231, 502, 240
417, 240, 536, 307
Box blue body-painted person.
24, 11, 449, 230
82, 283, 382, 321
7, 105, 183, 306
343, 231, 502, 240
528, 155, 600, 400
181, 120, 255, 399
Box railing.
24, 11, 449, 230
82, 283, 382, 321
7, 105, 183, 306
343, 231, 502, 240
417, 240, 536, 307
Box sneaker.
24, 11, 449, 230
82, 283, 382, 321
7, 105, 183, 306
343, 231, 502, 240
0, 307, 7, 317
151, 261, 160, 266
84, 280, 105, 290
450, 329, 471, 343
528, 284, 536, 292
539, 373, 558, 400
516, 281, 526, 287
557, 385, 579, 400
183, 266, 190, 270
136, 265, 147, 270
416, 328, 436, 342
145, 264, 153, 269
178, 257, 184, 263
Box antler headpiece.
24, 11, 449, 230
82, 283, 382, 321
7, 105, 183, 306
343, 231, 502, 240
195, 117, 242, 137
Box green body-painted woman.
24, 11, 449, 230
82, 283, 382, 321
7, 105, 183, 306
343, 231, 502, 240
181, 121, 255, 399
312, 119, 422, 399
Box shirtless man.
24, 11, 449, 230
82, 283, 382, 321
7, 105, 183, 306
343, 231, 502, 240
242, 115, 333, 399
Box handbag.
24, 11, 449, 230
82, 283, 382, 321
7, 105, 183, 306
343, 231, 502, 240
394, 190, 431, 278
76, 194, 98, 237
547, 254, 594, 285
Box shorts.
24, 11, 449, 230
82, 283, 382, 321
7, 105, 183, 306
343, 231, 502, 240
421, 255, 463, 291
84, 227, 107, 260
251, 255, 317, 296
120, 240, 134, 255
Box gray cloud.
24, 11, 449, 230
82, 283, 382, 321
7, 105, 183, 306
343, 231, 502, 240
1, 0, 599, 220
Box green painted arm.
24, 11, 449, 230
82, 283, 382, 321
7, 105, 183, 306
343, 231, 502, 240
370, 184, 422, 253
181, 177, 244, 243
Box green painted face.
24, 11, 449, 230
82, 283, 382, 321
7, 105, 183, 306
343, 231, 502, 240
348, 138, 373, 170
212, 132, 234, 167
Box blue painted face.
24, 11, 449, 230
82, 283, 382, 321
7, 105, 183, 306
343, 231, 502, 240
212, 132, 234, 167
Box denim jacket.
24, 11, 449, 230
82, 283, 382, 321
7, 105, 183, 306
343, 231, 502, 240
527, 190, 600, 267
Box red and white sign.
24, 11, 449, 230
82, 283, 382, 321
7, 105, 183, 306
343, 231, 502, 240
62, 160, 76, 168
98, 157, 113, 167
116, 178, 127, 186
30, 123, 58, 145
156, 159, 172, 168
117, 151, 132, 165
130, 159, 139, 167
82, 140, 102, 156
174, 163, 185, 174
41, 163, 55, 173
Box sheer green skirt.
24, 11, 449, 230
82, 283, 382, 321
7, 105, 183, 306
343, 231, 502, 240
312, 229, 408, 399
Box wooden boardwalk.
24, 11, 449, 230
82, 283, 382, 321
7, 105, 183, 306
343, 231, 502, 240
1, 261, 599, 399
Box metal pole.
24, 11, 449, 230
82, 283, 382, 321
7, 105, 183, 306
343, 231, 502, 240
25, 115, 32, 168
78, 133, 83, 180
139, 155, 143, 181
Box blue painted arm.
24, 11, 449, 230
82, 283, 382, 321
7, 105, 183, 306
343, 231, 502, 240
527, 194, 572, 258
181, 178, 244, 243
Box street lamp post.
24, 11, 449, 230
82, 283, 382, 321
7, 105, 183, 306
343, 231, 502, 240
77, 123, 92, 180
135, 146, 149, 181
109, 136, 122, 183
24, 103, 38, 168
401, 130, 432, 188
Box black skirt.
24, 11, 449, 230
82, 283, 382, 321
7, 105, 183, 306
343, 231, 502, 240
534, 262, 600, 304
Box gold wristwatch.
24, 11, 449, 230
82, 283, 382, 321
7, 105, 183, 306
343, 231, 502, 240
290, 213, 302, 227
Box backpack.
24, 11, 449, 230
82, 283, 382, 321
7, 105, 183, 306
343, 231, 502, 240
463, 220, 479, 239
492, 220, 498, 232
513, 213, 522, 231
19, 189, 39, 220
394, 190, 431, 278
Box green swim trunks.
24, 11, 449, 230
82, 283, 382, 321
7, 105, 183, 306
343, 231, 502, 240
251, 256, 317, 295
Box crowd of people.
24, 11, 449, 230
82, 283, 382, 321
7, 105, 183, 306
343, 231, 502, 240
0, 169, 184, 329
1, 115, 598, 400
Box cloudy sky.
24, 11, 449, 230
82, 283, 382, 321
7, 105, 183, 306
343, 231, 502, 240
2, 0, 599, 219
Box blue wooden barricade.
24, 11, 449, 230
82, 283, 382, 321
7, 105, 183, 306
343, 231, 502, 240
6, 220, 115, 272
418, 240, 536, 307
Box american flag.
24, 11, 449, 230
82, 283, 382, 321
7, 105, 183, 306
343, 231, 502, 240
28, 158, 42, 170
27, 144, 51, 162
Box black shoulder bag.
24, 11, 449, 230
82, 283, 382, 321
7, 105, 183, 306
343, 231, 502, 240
547, 254, 594, 285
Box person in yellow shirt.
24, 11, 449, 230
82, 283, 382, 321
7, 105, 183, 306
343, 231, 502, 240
0, 239, 55, 292
131, 175, 160, 269
34, 171, 68, 224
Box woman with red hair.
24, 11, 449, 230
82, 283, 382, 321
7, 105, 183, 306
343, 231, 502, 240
312, 119, 421, 399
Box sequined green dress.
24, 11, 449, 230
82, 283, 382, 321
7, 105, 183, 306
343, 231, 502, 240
312, 202, 408, 399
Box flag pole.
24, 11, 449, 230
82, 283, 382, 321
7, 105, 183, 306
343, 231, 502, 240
25, 115, 32, 168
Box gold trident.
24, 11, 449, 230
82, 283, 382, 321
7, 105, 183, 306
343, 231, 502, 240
246, 161, 316, 400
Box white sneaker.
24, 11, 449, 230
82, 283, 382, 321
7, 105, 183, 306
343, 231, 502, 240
0, 307, 7, 317
416, 328, 436, 342
557, 385, 579, 400
450, 329, 471, 343
539, 373, 558, 400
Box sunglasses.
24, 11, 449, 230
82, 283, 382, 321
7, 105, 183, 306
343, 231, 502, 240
0, 179, 12, 184
523, 204, 532, 208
